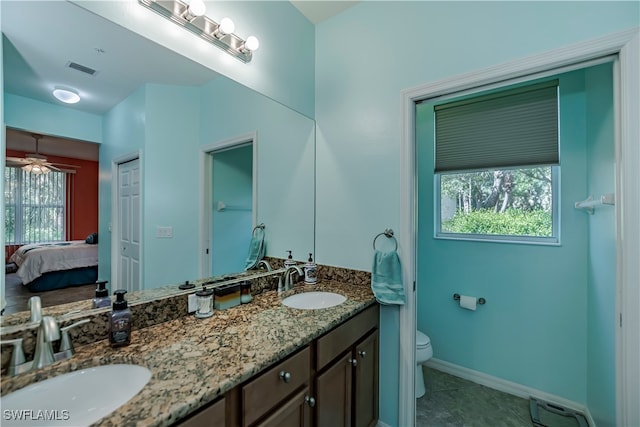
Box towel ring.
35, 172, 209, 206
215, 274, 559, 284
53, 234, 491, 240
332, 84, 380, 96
252, 223, 265, 236
373, 228, 397, 251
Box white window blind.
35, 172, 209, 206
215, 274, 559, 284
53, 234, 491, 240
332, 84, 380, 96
434, 80, 559, 173
4, 167, 66, 244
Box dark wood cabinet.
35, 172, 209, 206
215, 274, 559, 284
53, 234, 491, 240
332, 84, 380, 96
316, 352, 353, 427
353, 330, 379, 427
175, 396, 226, 427
174, 304, 379, 427
255, 387, 312, 427
242, 346, 311, 426
314, 305, 379, 427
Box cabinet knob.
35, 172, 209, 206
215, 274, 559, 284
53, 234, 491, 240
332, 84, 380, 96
279, 370, 292, 383
348, 358, 358, 367
305, 395, 316, 407
358, 350, 367, 358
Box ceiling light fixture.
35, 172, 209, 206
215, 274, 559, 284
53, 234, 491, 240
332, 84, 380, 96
138, 0, 259, 63
52, 88, 80, 104
22, 163, 51, 175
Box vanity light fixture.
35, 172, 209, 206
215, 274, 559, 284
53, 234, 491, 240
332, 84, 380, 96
183, 0, 206, 21
52, 88, 80, 104
137, 0, 259, 63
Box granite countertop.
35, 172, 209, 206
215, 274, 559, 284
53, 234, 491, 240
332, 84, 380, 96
1, 280, 376, 426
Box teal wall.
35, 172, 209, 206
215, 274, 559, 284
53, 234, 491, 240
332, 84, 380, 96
585, 63, 616, 426
4, 93, 102, 143
211, 145, 253, 276
315, 2, 637, 425
143, 84, 201, 287
199, 77, 315, 261
100, 85, 146, 285
416, 70, 593, 404
102, 83, 202, 289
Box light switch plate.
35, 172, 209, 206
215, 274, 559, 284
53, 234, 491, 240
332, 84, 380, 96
156, 226, 173, 238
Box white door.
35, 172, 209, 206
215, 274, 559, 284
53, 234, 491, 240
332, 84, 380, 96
117, 158, 141, 292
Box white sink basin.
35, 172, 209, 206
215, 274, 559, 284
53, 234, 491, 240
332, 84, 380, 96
2, 364, 152, 426
282, 291, 346, 309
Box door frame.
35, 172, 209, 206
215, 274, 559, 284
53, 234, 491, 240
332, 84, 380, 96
399, 27, 639, 426
111, 151, 143, 292
199, 132, 258, 278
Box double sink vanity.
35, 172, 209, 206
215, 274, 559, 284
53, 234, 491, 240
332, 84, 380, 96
0, 265, 379, 427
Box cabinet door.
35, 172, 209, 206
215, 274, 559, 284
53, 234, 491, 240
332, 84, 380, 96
354, 330, 379, 427
316, 353, 353, 427
255, 387, 311, 427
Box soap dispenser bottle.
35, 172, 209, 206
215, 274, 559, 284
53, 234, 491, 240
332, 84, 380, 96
284, 250, 296, 269
92, 281, 111, 309
91, 280, 111, 308
304, 253, 317, 285
109, 290, 132, 347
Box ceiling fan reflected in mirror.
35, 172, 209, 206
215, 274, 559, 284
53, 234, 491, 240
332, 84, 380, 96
6, 134, 80, 174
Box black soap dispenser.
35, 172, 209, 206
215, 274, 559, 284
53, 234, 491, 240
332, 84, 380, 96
109, 290, 132, 347
92, 281, 110, 309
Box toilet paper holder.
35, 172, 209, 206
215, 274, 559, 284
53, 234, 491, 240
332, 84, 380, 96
453, 293, 486, 305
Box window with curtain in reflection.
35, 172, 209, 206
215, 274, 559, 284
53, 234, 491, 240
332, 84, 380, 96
4, 167, 65, 244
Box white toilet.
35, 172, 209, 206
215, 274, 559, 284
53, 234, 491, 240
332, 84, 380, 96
415, 330, 433, 398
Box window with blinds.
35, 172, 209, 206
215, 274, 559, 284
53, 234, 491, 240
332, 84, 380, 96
433, 80, 560, 244
4, 167, 66, 244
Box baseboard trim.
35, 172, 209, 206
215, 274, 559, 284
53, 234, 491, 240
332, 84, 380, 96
425, 358, 595, 427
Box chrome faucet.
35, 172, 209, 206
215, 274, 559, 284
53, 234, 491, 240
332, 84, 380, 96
29, 294, 43, 323
0, 296, 88, 377
280, 265, 303, 292
256, 259, 272, 272
32, 316, 60, 369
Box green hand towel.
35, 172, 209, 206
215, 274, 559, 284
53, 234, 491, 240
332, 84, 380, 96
371, 250, 405, 305
244, 228, 265, 270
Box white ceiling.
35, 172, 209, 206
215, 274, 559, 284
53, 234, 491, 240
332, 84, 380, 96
2, 1, 356, 161
291, 1, 358, 24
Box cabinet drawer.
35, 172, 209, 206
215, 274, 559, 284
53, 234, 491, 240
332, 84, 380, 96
242, 346, 310, 426
316, 305, 379, 370
175, 397, 225, 427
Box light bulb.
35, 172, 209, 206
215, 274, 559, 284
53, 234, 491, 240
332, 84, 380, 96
244, 36, 259, 52
187, 0, 206, 17
219, 17, 235, 34
52, 88, 80, 104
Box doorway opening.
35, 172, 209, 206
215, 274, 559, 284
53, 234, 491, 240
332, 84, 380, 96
200, 134, 257, 278
400, 29, 639, 427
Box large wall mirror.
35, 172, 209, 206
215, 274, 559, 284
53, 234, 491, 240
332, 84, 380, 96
2, 1, 315, 316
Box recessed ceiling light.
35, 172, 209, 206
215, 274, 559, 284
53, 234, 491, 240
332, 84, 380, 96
52, 88, 80, 104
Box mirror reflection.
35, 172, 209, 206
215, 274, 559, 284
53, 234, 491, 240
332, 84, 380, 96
2, 1, 315, 318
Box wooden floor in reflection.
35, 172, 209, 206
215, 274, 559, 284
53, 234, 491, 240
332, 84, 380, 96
3, 273, 95, 315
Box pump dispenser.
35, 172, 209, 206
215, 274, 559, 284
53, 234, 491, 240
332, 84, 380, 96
284, 250, 296, 269
92, 281, 110, 308
109, 290, 132, 347
304, 253, 317, 284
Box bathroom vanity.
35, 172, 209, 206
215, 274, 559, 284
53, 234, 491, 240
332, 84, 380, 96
0, 269, 378, 427
177, 304, 379, 427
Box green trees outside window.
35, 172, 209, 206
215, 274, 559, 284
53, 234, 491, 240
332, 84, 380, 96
4, 167, 65, 244
439, 166, 554, 238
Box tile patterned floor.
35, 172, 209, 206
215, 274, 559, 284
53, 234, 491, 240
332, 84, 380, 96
416, 366, 580, 427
